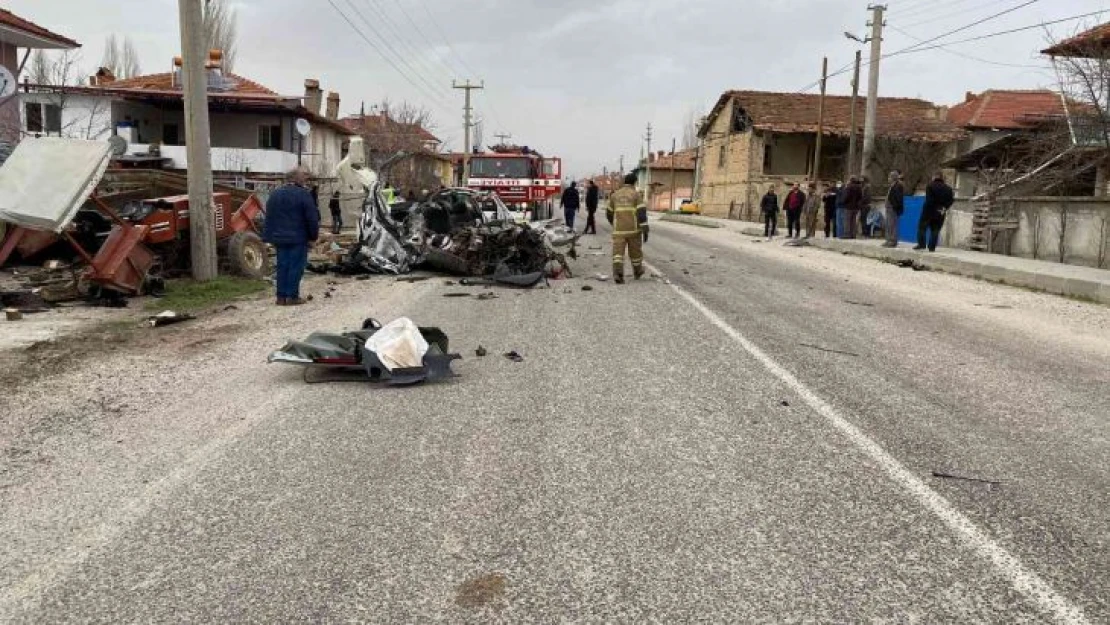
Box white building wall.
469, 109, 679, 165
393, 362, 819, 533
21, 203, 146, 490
19, 92, 112, 140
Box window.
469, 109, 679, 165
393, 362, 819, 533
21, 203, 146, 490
25, 103, 43, 133
718, 145, 726, 169
44, 105, 61, 134
162, 123, 181, 146
469, 157, 530, 178
258, 124, 282, 150
763, 145, 774, 174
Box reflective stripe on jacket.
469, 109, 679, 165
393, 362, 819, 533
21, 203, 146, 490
606, 185, 646, 235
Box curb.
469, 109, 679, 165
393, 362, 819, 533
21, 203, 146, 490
658, 214, 723, 229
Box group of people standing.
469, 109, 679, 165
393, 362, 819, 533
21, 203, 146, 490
759, 171, 954, 251
561, 179, 601, 235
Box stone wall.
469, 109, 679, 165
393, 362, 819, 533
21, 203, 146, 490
945, 197, 1110, 268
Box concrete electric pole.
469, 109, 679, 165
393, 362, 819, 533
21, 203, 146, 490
453, 80, 484, 183
848, 50, 862, 178
861, 4, 886, 182
178, 0, 217, 281
813, 56, 828, 181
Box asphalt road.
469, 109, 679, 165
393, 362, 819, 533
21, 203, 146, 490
1, 218, 1107, 623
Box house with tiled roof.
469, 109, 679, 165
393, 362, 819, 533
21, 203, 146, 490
338, 110, 452, 190
0, 7, 79, 159
694, 90, 962, 219
634, 149, 697, 211
19, 53, 354, 183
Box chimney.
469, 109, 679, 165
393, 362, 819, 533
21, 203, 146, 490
171, 56, 183, 89
326, 91, 340, 120
90, 67, 116, 86
965, 91, 977, 103
304, 79, 322, 115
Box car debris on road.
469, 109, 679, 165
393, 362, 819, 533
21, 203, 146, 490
268, 317, 460, 386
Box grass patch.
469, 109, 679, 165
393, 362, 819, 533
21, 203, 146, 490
146, 276, 269, 311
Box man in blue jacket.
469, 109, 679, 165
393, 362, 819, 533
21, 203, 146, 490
263, 167, 319, 306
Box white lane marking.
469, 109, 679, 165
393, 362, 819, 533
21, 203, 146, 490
646, 262, 1090, 625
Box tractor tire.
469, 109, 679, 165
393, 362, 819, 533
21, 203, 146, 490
226, 231, 270, 279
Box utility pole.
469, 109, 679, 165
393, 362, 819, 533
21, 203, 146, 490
494, 132, 512, 145
644, 123, 653, 207
848, 50, 862, 178
669, 137, 677, 212
453, 80, 484, 182
178, 0, 217, 281
619, 154, 624, 177
861, 4, 886, 182
813, 56, 828, 181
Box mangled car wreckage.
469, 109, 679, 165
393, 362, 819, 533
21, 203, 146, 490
324, 138, 576, 287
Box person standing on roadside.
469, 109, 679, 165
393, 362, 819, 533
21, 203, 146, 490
859, 176, 873, 238
916, 171, 954, 252
823, 182, 839, 238
840, 176, 863, 239
803, 181, 821, 238
329, 190, 342, 235
606, 173, 649, 284
783, 182, 806, 239
761, 185, 780, 239
584, 179, 600, 235
883, 171, 905, 248
263, 167, 320, 306
561, 181, 581, 231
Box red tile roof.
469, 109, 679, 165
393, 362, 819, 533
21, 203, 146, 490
702, 90, 962, 142
0, 8, 79, 48
946, 90, 1066, 130
1042, 22, 1110, 57
642, 148, 698, 170
104, 71, 279, 97
339, 113, 441, 144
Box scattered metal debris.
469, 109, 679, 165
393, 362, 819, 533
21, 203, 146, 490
582, 285, 594, 291
146, 310, 195, 328
475, 345, 488, 357
798, 342, 860, 357
932, 470, 1002, 486
268, 317, 460, 385
476, 292, 499, 301
4, 308, 23, 321
780, 400, 790, 407
844, 300, 875, 307
443, 293, 471, 298
504, 351, 524, 362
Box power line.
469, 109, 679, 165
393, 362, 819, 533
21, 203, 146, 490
388, 0, 466, 77
326, 0, 453, 114
887, 23, 1049, 69
357, 0, 453, 85
887, 8, 1110, 58
886, 0, 1042, 57
341, 0, 451, 105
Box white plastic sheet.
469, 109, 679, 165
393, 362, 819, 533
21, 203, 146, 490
363, 317, 429, 371
0, 137, 113, 232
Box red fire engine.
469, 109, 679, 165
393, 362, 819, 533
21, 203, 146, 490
465, 145, 562, 215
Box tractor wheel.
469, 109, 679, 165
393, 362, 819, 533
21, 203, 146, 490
226, 231, 270, 279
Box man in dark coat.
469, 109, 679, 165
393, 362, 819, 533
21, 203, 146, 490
823, 183, 839, 238
760, 186, 780, 238
883, 171, 905, 248
783, 183, 806, 238
584, 180, 600, 234
263, 167, 319, 306
839, 176, 863, 239
329, 190, 342, 235
916, 172, 954, 252
560, 181, 581, 231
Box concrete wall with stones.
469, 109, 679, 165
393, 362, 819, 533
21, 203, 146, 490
945, 197, 1110, 268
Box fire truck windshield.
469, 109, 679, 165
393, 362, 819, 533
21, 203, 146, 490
469, 157, 531, 179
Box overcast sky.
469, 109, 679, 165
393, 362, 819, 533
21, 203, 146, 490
7, 0, 1110, 178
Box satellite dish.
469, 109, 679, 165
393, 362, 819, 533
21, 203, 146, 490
295, 118, 312, 137
0, 66, 15, 98
108, 135, 129, 157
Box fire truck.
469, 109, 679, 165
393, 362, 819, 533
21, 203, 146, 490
465, 145, 562, 217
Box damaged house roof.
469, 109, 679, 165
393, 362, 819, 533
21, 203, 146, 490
642, 149, 697, 170
946, 90, 1068, 130
339, 113, 441, 145
700, 90, 964, 142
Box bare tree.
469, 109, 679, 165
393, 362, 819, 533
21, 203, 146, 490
18, 50, 111, 140
352, 99, 441, 191
121, 38, 142, 79
1045, 24, 1110, 197
681, 105, 705, 150
27, 50, 51, 85
869, 138, 949, 194
204, 0, 239, 73
101, 34, 120, 76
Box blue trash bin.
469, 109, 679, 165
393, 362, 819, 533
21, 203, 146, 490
899, 196, 924, 243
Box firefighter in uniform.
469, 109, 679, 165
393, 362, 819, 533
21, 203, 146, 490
606, 173, 649, 284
